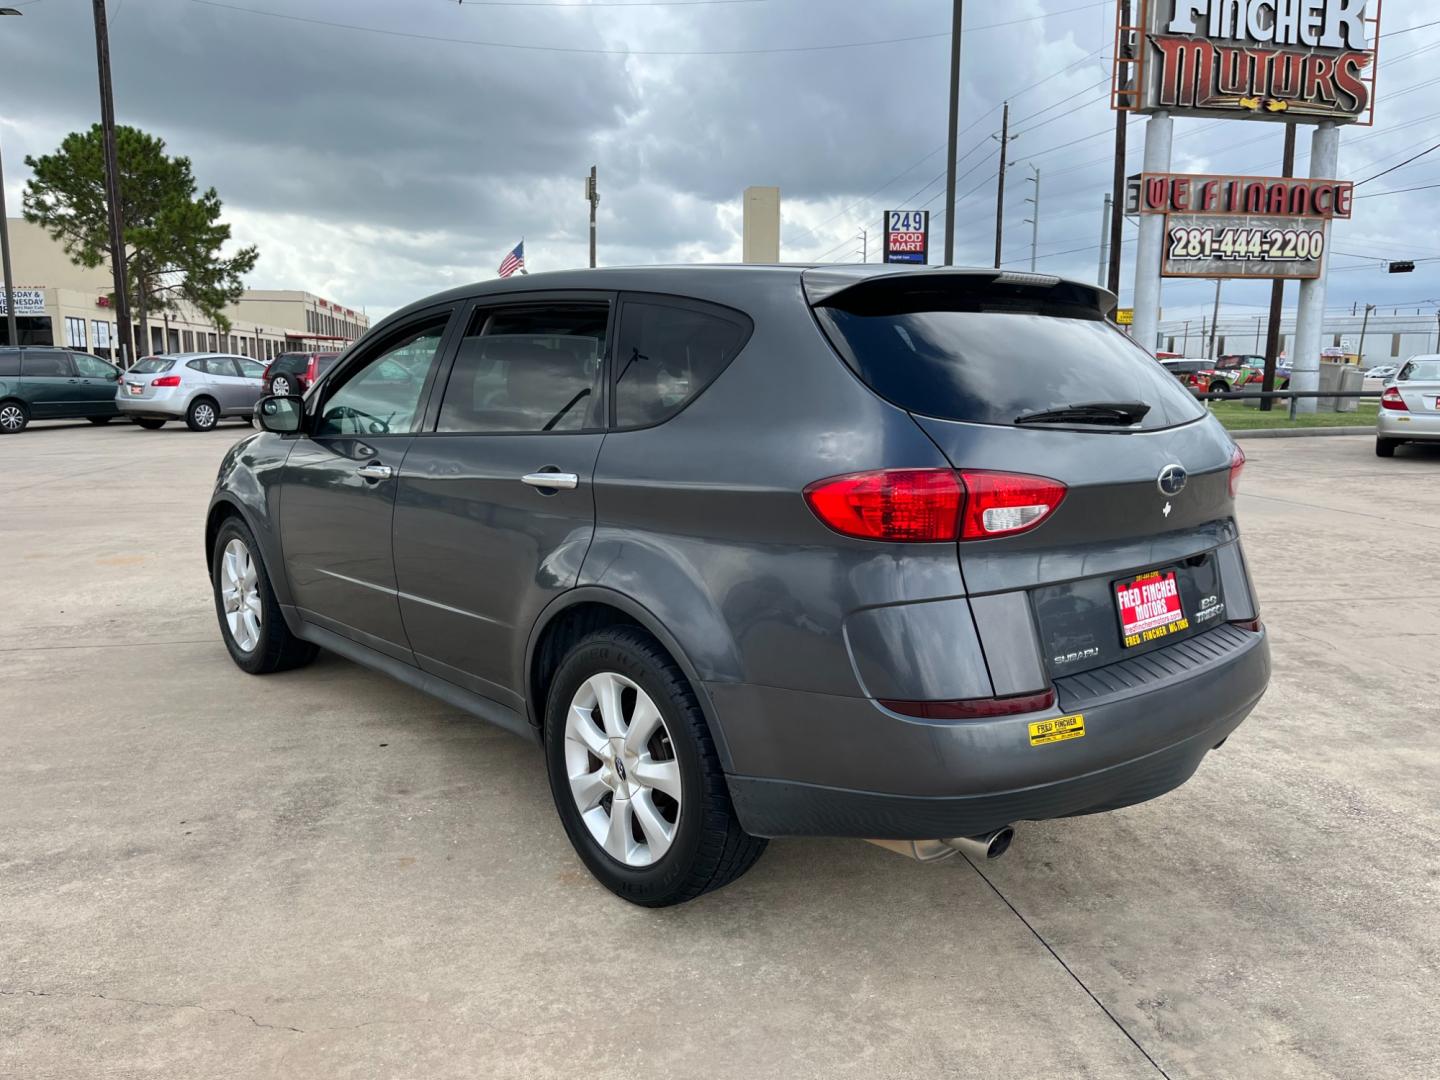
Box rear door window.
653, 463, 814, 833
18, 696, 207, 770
612, 297, 751, 429
814, 281, 1205, 430
21, 352, 74, 377
435, 304, 607, 434
0, 352, 21, 377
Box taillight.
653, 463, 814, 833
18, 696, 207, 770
881, 689, 1056, 720
304, 356, 319, 384
1381, 386, 1408, 411
1228, 443, 1246, 498
957, 470, 1067, 540
803, 469, 962, 542
151, 375, 182, 387
803, 468, 1065, 542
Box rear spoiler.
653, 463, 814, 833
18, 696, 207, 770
801, 266, 1118, 319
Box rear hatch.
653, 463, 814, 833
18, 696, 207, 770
807, 268, 1244, 679
121, 357, 175, 400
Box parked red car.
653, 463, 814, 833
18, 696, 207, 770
261, 352, 340, 397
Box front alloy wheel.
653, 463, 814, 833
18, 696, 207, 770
219, 537, 262, 652
564, 671, 682, 867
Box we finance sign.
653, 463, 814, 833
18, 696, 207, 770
1117, 0, 1380, 125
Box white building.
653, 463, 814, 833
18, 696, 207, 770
1157, 308, 1440, 365
1, 218, 369, 362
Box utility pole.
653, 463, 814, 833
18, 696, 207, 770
1181, 319, 1190, 354
1097, 194, 1112, 287
1108, 0, 1132, 299
992, 101, 1011, 269
942, 0, 964, 266
1208, 278, 1223, 359
91, 0, 134, 368
1357, 303, 1375, 366
585, 165, 598, 269
0, 7, 21, 350
1260, 123, 1297, 410
1023, 165, 1040, 272
859, 229, 868, 264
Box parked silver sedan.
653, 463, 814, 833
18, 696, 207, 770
116, 353, 267, 431
1377, 356, 1440, 457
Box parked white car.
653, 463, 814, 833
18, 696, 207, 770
1376, 355, 1440, 457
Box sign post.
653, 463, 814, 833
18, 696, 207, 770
882, 211, 930, 265
1111, 0, 1380, 410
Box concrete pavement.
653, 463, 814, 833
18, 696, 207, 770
2, 420, 1437, 1079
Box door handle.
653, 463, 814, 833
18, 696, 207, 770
357, 463, 394, 481
521, 471, 579, 491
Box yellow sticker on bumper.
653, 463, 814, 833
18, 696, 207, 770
1029, 714, 1085, 747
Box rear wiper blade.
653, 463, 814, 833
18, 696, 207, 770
1014, 401, 1152, 426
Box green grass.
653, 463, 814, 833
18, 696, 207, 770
1206, 399, 1378, 431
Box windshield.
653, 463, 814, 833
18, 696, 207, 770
816, 295, 1206, 430
1398, 359, 1440, 381
130, 358, 174, 374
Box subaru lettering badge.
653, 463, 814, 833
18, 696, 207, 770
1157, 464, 1188, 498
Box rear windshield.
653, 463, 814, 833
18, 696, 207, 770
1398, 359, 1440, 381
130, 358, 174, 374
816, 289, 1207, 430
271, 354, 306, 370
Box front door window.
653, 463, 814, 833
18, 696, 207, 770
317, 322, 448, 437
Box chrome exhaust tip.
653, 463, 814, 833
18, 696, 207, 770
943, 826, 1015, 861
866, 826, 1015, 863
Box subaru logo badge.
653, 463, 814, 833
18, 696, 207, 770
1157, 464, 1188, 497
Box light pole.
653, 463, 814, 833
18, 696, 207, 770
1357, 303, 1375, 367
0, 7, 23, 350
942, 0, 964, 266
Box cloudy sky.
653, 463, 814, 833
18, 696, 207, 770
1, 0, 1437, 325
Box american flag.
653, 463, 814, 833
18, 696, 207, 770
498, 241, 526, 278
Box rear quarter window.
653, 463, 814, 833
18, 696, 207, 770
815, 286, 1205, 430
613, 296, 751, 429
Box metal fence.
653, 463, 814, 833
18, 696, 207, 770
1193, 388, 1381, 421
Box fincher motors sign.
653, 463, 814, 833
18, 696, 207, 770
1121, 0, 1379, 123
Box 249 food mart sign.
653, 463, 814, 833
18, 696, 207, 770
1117, 0, 1380, 124
1129, 172, 1353, 278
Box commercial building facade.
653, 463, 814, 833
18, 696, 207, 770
1157, 309, 1440, 366
0, 218, 369, 362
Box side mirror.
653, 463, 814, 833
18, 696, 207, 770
255, 394, 304, 434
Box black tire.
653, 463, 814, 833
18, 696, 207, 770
544, 626, 766, 907
269, 375, 294, 397
0, 399, 29, 434
1209, 380, 1230, 395
87, 416, 114, 425
211, 517, 318, 675
133, 418, 166, 430
186, 396, 220, 432
1376, 437, 1399, 458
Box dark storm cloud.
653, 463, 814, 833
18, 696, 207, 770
0, 0, 1435, 318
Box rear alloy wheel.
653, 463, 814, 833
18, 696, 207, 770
133, 418, 166, 430
87, 416, 114, 425
269, 375, 293, 397
0, 400, 28, 434
1376, 437, 1399, 458
211, 518, 318, 674
544, 627, 766, 906
187, 397, 220, 432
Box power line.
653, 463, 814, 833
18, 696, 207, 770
190, 0, 1111, 57
1355, 141, 1440, 186
1355, 182, 1440, 199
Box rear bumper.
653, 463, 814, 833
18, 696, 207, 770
716, 624, 1270, 839
117, 389, 187, 419
1377, 410, 1440, 440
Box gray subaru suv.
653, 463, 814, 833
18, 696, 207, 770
207, 265, 1269, 906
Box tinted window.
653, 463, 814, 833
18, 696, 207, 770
816, 283, 1206, 430
271, 353, 307, 373
131, 358, 174, 375
21, 352, 73, 377
74, 354, 117, 379
614, 299, 749, 429
317, 320, 448, 436
0, 352, 21, 377
436, 305, 606, 434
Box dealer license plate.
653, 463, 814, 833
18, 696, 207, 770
127, 383, 143, 395
1114, 570, 1189, 649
